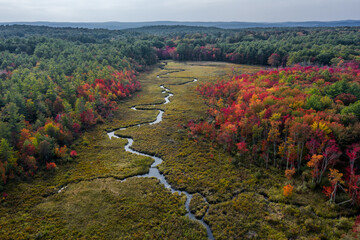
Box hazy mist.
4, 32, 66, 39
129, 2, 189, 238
0, 0, 358, 22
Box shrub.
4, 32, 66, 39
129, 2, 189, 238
70, 150, 78, 158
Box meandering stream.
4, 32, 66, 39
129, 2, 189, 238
107, 78, 214, 240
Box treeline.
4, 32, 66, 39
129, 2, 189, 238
150, 27, 360, 66
2, 25, 360, 67
189, 61, 360, 204
0, 25, 130, 43
0, 27, 158, 191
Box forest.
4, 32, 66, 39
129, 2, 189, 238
1, 24, 360, 239
190, 62, 360, 203
0, 25, 158, 191
151, 27, 360, 66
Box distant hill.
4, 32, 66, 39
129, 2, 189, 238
123, 25, 230, 34
0, 20, 360, 30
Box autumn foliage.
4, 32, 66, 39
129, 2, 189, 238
189, 61, 360, 204
70, 150, 77, 158
46, 162, 57, 170
283, 184, 294, 197
0, 67, 140, 188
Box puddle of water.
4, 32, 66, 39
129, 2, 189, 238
58, 186, 67, 193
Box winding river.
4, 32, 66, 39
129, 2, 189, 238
107, 78, 214, 240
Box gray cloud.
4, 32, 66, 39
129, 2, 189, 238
0, 0, 358, 22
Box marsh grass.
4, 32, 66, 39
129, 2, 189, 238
190, 193, 209, 219
0, 61, 355, 239
115, 61, 356, 239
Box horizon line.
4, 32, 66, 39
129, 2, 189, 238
0, 19, 360, 24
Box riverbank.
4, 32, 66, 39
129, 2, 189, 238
0, 61, 355, 239
0, 61, 243, 239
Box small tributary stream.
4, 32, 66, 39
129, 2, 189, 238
107, 79, 214, 240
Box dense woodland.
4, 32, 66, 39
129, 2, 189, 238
0, 26, 157, 192
0, 25, 360, 206
152, 27, 360, 66
189, 62, 360, 208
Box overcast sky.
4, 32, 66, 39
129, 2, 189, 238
0, 0, 359, 22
